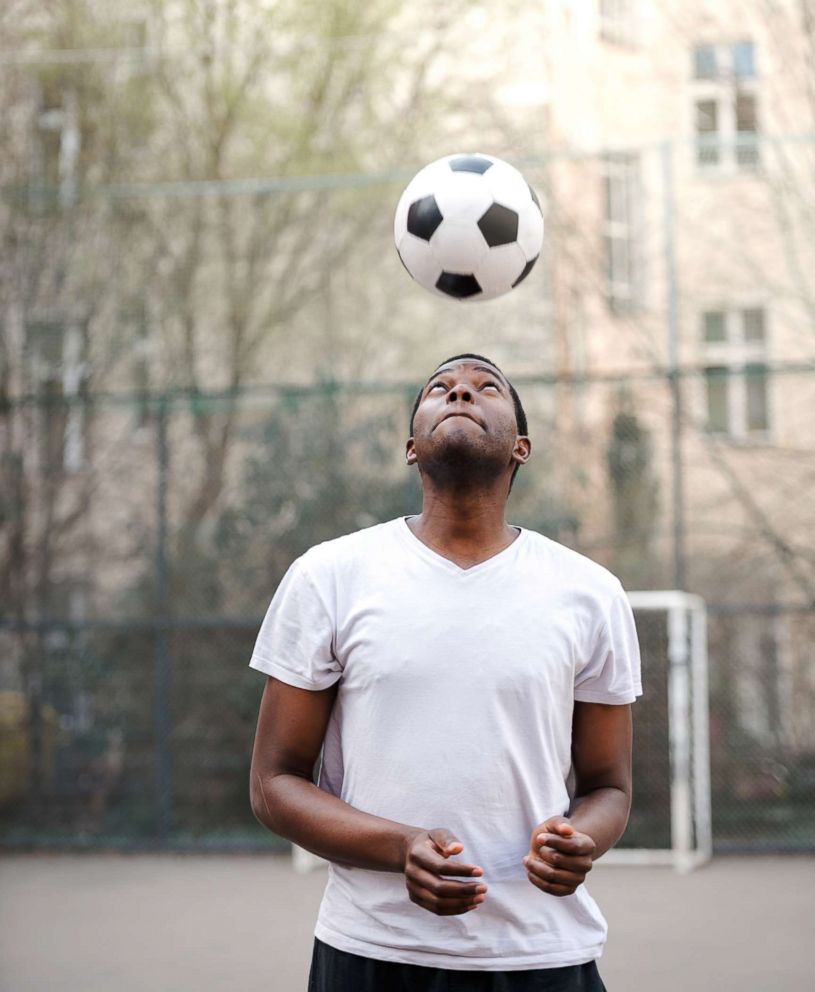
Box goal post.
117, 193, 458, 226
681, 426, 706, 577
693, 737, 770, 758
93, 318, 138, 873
603, 590, 712, 873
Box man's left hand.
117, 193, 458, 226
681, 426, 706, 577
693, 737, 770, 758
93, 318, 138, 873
523, 816, 596, 897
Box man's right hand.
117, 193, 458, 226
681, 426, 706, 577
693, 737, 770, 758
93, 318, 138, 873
403, 828, 487, 916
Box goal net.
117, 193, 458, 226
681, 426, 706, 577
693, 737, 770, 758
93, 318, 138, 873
603, 591, 712, 872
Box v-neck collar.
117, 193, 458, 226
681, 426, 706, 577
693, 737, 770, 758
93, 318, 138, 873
396, 516, 527, 577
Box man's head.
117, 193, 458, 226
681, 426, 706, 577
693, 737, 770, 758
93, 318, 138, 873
406, 354, 531, 492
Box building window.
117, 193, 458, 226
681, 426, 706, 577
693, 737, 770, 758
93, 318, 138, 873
696, 99, 720, 166
701, 308, 769, 437
742, 307, 765, 342
27, 319, 89, 473
602, 153, 642, 312
745, 364, 769, 430
703, 310, 727, 342
30, 84, 81, 210
599, 0, 638, 46
692, 42, 759, 172
704, 367, 730, 433
735, 92, 758, 167
693, 44, 717, 79
732, 41, 756, 79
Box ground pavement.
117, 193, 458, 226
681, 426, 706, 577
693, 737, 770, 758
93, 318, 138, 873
0, 853, 811, 991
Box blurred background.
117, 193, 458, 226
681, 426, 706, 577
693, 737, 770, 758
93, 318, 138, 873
0, 0, 813, 859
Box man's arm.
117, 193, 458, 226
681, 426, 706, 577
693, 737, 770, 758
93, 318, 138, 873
523, 702, 633, 896
249, 676, 487, 915
566, 700, 633, 853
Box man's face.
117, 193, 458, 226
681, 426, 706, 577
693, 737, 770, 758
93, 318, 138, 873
406, 359, 530, 484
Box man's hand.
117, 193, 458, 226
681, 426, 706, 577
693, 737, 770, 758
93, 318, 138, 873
404, 828, 487, 916
523, 816, 596, 897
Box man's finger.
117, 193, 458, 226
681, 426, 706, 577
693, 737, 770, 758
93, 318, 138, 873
534, 847, 594, 875
427, 827, 464, 855
412, 844, 483, 878
525, 871, 577, 898
406, 864, 487, 900
524, 855, 588, 888
539, 816, 573, 836
412, 850, 484, 878
408, 882, 486, 915
536, 832, 595, 856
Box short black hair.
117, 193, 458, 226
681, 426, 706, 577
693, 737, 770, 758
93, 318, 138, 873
408, 353, 529, 487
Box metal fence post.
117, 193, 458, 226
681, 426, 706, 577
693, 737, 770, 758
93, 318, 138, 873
154, 395, 172, 843
662, 140, 687, 592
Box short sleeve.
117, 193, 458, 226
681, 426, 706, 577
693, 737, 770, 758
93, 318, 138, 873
249, 557, 342, 690
574, 582, 643, 705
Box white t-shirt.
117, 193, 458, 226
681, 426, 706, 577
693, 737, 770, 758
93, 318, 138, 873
249, 517, 642, 971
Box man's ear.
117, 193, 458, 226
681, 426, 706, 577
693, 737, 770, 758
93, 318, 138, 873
405, 437, 417, 466
512, 436, 532, 467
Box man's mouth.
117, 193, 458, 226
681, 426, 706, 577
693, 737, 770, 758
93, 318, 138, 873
435, 411, 484, 429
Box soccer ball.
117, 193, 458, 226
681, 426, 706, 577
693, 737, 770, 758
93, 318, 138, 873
394, 153, 544, 302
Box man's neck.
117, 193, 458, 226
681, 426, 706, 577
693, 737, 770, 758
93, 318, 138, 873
407, 485, 518, 569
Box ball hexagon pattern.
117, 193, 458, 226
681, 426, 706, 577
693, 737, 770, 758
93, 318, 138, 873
394, 152, 544, 302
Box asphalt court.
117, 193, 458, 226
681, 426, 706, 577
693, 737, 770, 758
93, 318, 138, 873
0, 853, 811, 991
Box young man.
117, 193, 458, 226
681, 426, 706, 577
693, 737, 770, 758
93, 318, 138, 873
249, 354, 642, 991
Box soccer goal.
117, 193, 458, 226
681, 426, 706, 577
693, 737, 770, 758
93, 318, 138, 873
603, 591, 712, 873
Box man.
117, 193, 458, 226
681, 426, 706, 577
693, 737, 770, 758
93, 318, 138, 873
249, 354, 642, 991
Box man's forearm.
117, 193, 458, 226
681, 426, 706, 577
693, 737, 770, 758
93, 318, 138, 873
252, 770, 423, 872
567, 786, 631, 859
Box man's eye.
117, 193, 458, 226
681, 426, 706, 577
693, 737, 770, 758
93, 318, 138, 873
428, 382, 446, 391
481, 382, 499, 391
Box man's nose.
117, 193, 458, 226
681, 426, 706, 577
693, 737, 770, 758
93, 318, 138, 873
447, 383, 474, 403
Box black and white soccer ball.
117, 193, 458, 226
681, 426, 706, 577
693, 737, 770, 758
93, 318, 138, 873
394, 153, 544, 302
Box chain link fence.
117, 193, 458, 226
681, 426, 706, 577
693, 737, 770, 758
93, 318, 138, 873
1, 374, 813, 853
2, 126, 815, 854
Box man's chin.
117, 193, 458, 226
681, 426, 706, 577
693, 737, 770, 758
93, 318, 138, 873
431, 429, 486, 458
417, 437, 508, 487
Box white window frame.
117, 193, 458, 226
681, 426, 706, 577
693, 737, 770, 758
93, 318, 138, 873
701, 307, 770, 439
692, 41, 759, 174
599, 0, 639, 47
61, 321, 87, 472
28, 318, 89, 473
602, 152, 643, 312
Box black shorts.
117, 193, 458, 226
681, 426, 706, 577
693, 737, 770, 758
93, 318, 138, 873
308, 938, 608, 992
